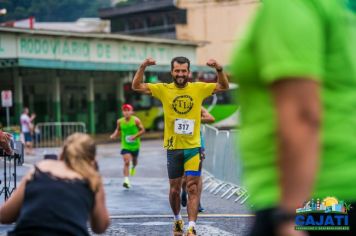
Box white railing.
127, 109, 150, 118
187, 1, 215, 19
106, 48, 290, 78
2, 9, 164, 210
34, 122, 86, 148
202, 125, 249, 204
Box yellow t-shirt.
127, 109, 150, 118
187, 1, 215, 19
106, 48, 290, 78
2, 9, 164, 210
148, 82, 216, 149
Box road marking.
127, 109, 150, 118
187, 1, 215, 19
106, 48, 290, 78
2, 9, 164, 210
110, 214, 254, 219
196, 225, 235, 236
22, 163, 32, 168
104, 221, 238, 236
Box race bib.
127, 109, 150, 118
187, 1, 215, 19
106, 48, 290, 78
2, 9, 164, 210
125, 135, 135, 143
174, 118, 195, 135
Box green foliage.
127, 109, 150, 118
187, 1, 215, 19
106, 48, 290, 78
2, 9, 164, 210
0, 0, 111, 22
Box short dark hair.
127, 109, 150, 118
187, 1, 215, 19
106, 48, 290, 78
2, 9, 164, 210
171, 56, 190, 71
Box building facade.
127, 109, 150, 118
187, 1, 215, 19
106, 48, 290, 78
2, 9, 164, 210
0, 27, 200, 133
99, 0, 259, 65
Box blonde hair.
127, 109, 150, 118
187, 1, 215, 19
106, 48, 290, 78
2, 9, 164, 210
61, 133, 101, 192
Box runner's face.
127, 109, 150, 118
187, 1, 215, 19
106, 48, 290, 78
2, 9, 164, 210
171, 62, 189, 88
122, 109, 132, 118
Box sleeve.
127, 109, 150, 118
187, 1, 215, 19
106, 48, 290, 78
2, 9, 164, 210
147, 83, 163, 100
256, 0, 324, 83
197, 82, 217, 99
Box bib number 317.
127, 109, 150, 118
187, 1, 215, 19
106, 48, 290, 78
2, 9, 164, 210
174, 118, 195, 135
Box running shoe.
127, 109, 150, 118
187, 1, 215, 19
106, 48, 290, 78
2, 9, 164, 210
198, 203, 205, 213
123, 179, 130, 189
181, 191, 187, 207
173, 219, 184, 235
130, 167, 136, 176
185, 226, 196, 236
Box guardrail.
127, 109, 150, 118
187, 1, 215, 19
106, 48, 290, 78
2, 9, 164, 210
34, 122, 86, 148
202, 125, 249, 204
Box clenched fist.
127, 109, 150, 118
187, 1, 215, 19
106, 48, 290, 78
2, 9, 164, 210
206, 59, 223, 71
141, 57, 156, 67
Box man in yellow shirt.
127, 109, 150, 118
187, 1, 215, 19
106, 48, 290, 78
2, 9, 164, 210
132, 56, 228, 236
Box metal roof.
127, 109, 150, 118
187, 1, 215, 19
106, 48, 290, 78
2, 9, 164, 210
0, 26, 198, 46
99, 0, 176, 18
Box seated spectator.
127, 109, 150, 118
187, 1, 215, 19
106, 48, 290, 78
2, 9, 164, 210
0, 133, 110, 235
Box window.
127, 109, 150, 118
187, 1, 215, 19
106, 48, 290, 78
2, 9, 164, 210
112, 18, 126, 32
128, 17, 144, 30
147, 14, 164, 27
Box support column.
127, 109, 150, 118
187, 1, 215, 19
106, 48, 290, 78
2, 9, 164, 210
53, 76, 62, 139
14, 72, 23, 123
87, 77, 95, 134
53, 76, 61, 122
116, 77, 124, 118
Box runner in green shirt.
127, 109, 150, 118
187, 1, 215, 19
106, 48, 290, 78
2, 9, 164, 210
230, 0, 356, 235
110, 104, 145, 189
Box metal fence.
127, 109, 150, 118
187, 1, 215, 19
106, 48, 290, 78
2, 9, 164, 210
34, 122, 86, 148
202, 125, 249, 204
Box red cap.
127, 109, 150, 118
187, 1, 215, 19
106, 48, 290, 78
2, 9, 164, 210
122, 104, 133, 111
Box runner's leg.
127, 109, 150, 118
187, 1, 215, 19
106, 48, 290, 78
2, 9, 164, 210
132, 152, 138, 167
181, 176, 187, 207
122, 152, 132, 188
186, 176, 200, 221
123, 153, 131, 177
169, 177, 183, 215
183, 148, 202, 234
198, 177, 204, 212
130, 151, 139, 176
167, 150, 185, 234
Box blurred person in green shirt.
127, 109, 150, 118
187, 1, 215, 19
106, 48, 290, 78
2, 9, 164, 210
230, 0, 356, 235
110, 104, 145, 189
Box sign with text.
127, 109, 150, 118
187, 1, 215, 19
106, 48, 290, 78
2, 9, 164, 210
0, 33, 196, 65
1, 90, 13, 107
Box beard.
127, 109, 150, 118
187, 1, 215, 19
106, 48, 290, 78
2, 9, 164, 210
173, 76, 188, 88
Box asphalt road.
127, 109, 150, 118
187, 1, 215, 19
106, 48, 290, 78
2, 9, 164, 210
0, 140, 254, 236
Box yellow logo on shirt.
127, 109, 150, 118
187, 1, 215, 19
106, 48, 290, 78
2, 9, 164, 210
172, 95, 194, 114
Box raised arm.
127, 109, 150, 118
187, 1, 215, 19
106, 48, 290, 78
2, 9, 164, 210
132, 58, 156, 95
30, 113, 36, 122
201, 107, 215, 124
206, 59, 229, 93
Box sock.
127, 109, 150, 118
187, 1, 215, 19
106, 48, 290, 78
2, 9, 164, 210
124, 177, 129, 182
174, 214, 182, 221
188, 221, 196, 228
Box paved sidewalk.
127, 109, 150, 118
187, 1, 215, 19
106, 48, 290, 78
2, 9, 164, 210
0, 140, 254, 235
